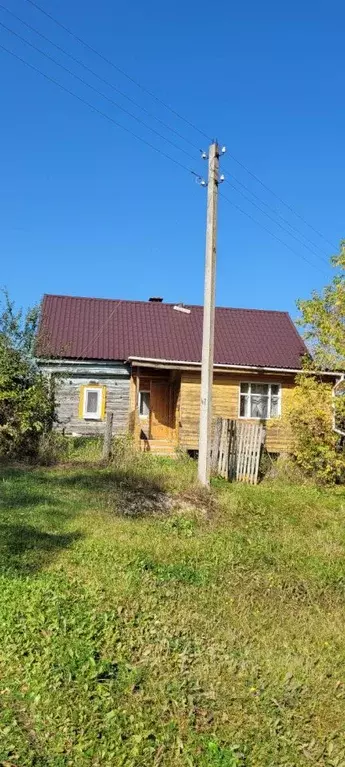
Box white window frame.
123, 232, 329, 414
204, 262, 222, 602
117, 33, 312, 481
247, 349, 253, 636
83, 386, 102, 420
138, 390, 150, 418
238, 382, 281, 420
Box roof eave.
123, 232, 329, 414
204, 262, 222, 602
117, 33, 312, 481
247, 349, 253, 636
128, 355, 338, 376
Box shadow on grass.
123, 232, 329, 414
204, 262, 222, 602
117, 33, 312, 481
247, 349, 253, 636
0, 466, 84, 575
1, 487, 65, 510
57, 467, 165, 491
45, 466, 173, 517
0, 523, 82, 576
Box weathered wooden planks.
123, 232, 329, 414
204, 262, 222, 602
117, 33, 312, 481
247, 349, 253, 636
54, 375, 130, 437
211, 418, 266, 485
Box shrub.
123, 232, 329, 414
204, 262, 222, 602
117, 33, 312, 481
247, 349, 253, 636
285, 375, 345, 484
0, 341, 55, 459
0, 292, 55, 460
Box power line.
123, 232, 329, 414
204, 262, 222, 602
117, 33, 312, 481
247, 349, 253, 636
0, 1, 201, 153
12, 1, 326, 267
4, 6, 332, 266
22, 0, 336, 252
223, 177, 330, 267
76, 301, 122, 361
0, 19, 198, 165
219, 190, 329, 278
226, 170, 331, 258
0, 40, 198, 177
223, 153, 338, 251
0, 33, 330, 281
23, 0, 211, 144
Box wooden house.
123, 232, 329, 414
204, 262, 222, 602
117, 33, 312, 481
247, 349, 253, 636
37, 294, 336, 456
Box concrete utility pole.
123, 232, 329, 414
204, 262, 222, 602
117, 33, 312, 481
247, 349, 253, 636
198, 142, 221, 487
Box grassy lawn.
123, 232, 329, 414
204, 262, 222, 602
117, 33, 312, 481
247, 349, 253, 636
1, 455, 345, 766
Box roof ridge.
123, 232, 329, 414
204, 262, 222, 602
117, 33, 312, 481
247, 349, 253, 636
44, 293, 289, 315
44, 293, 162, 305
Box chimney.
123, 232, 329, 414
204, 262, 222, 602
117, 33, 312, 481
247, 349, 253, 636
149, 297, 163, 302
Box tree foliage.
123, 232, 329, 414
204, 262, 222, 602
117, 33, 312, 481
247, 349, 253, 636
297, 240, 345, 370
285, 375, 344, 484
0, 291, 55, 458
285, 241, 345, 482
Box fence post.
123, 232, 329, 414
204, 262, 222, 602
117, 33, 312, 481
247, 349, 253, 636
253, 425, 265, 485
102, 411, 114, 461
211, 417, 222, 474
228, 419, 236, 481
224, 420, 232, 479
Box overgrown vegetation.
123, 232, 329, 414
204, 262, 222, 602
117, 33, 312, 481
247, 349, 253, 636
0, 291, 55, 459
284, 375, 345, 483
1, 453, 345, 765
297, 239, 345, 371
282, 240, 345, 483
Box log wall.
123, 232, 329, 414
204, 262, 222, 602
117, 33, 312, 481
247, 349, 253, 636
179, 371, 295, 453
53, 372, 130, 437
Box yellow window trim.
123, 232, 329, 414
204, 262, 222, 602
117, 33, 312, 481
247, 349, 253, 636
79, 384, 106, 420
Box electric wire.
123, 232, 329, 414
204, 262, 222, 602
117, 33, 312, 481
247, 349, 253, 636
0, 19, 198, 165
75, 301, 122, 361
0, 2, 201, 152
0, 40, 199, 177
219, 190, 329, 278
23, 0, 211, 144
223, 177, 330, 267
223, 153, 338, 250
22, 0, 337, 251
0, 14, 336, 271
225, 171, 331, 258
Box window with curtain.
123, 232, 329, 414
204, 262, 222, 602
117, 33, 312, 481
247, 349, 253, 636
239, 382, 281, 419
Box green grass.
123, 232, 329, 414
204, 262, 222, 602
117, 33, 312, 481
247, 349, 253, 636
1, 455, 345, 766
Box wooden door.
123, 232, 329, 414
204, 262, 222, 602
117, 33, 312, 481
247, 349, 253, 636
150, 381, 171, 439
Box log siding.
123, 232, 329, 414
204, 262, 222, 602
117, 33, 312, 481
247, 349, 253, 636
179, 370, 295, 453
40, 362, 130, 437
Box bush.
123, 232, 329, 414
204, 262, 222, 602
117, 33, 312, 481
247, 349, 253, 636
0, 343, 55, 459
285, 375, 345, 484
0, 292, 55, 460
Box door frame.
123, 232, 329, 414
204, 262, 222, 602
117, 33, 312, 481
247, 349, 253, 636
135, 369, 180, 444
150, 378, 172, 440
137, 375, 173, 440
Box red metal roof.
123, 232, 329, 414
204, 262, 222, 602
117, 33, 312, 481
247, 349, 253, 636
37, 294, 308, 369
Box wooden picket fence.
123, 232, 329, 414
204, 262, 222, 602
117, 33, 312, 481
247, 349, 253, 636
211, 418, 266, 485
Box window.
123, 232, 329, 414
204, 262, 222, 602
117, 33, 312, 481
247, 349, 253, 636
239, 382, 281, 419
82, 386, 103, 420
139, 390, 150, 417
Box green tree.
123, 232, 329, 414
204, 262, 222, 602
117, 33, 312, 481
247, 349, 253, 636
284, 374, 344, 483
0, 289, 39, 354
297, 239, 345, 370
284, 241, 345, 483
0, 291, 55, 458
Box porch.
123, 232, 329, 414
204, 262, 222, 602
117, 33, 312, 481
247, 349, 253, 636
130, 367, 180, 455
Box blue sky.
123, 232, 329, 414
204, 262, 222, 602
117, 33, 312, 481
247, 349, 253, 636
0, 0, 344, 319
